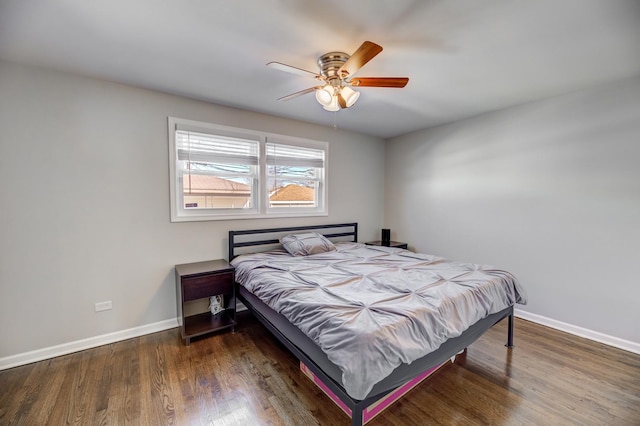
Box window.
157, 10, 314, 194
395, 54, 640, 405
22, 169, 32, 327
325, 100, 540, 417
169, 117, 328, 222
176, 129, 259, 211
266, 141, 325, 211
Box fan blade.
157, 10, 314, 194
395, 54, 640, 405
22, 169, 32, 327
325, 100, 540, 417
338, 41, 383, 78
338, 93, 347, 109
350, 77, 409, 88
277, 87, 321, 101
267, 61, 321, 79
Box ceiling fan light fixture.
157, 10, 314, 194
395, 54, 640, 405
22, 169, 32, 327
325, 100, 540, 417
269, 41, 408, 112
315, 85, 334, 106
340, 86, 360, 108
322, 94, 339, 112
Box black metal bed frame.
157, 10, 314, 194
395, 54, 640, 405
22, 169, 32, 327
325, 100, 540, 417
229, 222, 358, 260
228, 222, 514, 425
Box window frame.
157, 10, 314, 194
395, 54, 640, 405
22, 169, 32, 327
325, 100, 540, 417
168, 117, 328, 222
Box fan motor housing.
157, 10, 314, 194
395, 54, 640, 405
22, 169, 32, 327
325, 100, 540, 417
317, 52, 350, 80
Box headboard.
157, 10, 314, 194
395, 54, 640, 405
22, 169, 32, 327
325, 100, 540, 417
228, 222, 358, 260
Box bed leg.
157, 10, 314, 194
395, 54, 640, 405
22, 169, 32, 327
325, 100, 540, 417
506, 313, 514, 348
351, 407, 363, 426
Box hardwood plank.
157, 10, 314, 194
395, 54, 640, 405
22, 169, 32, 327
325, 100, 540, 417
29, 357, 68, 424
1, 313, 639, 425
2, 358, 57, 424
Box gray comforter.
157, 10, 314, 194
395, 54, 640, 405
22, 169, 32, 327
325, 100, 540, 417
231, 242, 527, 400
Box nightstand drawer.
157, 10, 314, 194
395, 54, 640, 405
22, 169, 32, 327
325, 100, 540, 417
182, 272, 233, 301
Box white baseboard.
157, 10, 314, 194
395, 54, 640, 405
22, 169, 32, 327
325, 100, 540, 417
0, 317, 179, 371
515, 308, 640, 355
3, 310, 638, 371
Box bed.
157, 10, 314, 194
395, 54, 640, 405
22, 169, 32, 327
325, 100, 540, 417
229, 223, 526, 425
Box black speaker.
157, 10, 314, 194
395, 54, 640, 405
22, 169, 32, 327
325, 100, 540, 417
381, 228, 391, 242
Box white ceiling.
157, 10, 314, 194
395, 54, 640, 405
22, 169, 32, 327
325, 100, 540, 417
1, 0, 639, 138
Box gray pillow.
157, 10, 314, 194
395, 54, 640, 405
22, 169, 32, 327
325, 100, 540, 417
280, 232, 336, 256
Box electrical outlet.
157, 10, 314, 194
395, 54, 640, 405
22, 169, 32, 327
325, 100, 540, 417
95, 301, 113, 312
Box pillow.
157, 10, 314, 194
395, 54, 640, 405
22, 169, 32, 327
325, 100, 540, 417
280, 232, 336, 256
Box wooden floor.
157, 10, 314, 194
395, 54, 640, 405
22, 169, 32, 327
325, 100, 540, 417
1, 312, 639, 425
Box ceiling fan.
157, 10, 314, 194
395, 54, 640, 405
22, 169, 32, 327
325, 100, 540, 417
267, 41, 409, 111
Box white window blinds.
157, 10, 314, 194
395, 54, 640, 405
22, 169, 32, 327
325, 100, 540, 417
266, 141, 325, 169
176, 128, 259, 168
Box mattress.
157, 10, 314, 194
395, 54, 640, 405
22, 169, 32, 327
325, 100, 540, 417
232, 242, 527, 400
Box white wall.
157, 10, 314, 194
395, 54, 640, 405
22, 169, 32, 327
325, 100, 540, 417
0, 61, 385, 359
385, 75, 640, 345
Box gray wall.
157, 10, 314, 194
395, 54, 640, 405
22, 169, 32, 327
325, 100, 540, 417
0, 61, 385, 358
385, 75, 640, 344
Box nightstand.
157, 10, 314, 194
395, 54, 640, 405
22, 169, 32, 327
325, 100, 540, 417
365, 240, 408, 249
175, 259, 236, 345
